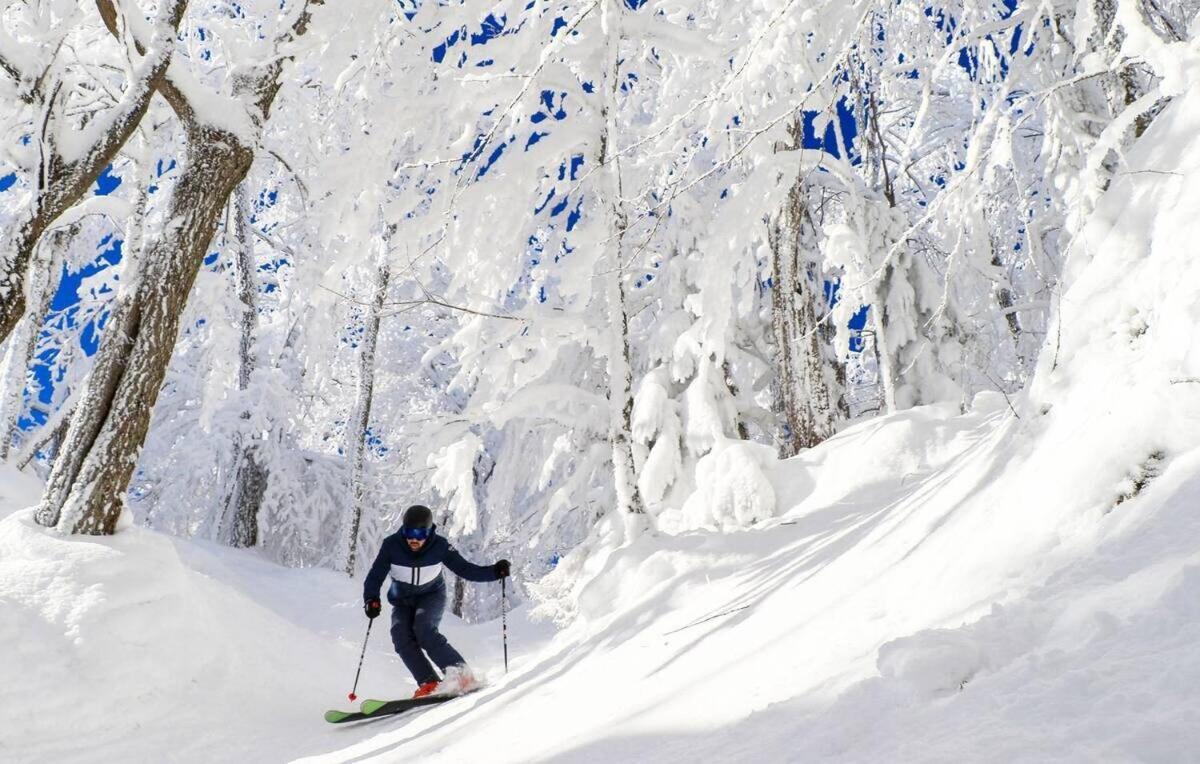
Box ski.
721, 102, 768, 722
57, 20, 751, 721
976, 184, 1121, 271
324, 689, 480, 724
323, 696, 445, 724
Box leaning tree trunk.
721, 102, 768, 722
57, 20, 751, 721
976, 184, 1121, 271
342, 261, 390, 575
220, 183, 268, 548
767, 172, 846, 457
36, 125, 255, 534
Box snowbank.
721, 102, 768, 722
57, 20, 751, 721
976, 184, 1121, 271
0, 505, 526, 763
0, 510, 312, 759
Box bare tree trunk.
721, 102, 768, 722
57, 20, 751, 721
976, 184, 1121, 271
342, 262, 390, 574
221, 184, 267, 548
722, 361, 752, 441
605, 269, 644, 516
452, 575, 466, 618
224, 447, 268, 548
233, 187, 257, 392
44, 408, 73, 469
873, 259, 900, 413
767, 166, 846, 457
990, 248, 1022, 341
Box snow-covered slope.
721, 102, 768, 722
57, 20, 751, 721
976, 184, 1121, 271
0, 505, 547, 762
5, 57, 1200, 764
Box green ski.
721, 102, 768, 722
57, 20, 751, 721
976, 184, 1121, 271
324, 688, 481, 724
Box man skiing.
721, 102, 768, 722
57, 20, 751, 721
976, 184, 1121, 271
363, 504, 510, 698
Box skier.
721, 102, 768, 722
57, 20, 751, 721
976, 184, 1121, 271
363, 504, 510, 698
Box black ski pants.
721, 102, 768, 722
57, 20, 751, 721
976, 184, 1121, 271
390, 582, 466, 685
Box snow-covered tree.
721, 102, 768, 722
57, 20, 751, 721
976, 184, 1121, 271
0, 0, 185, 346
35, 0, 334, 535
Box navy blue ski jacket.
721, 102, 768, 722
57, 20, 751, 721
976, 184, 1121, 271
363, 526, 499, 603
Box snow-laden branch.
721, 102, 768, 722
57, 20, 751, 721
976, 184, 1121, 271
94, 0, 240, 135
56, 14, 181, 166
46, 194, 134, 232
0, 0, 188, 348
488, 384, 609, 434
316, 283, 522, 322
568, 0, 863, 202
0, 21, 36, 100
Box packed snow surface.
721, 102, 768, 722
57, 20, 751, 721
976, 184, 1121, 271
6, 51, 1200, 764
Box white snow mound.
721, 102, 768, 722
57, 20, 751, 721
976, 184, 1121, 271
0, 508, 421, 762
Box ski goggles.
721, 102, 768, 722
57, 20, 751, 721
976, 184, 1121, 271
401, 526, 432, 540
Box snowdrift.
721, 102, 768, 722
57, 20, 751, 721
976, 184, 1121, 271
0, 503, 529, 763
0, 509, 342, 760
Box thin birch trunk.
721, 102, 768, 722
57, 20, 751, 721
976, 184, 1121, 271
342, 262, 389, 575
599, 0, 644, 517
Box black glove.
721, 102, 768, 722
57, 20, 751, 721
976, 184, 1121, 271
494, 559, 511, 579
364, 598, 382, 619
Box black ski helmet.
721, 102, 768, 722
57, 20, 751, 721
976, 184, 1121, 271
402, 504, 434, 530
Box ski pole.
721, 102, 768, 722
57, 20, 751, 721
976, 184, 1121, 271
348, 618, 373, 701
501, 577, 509, 673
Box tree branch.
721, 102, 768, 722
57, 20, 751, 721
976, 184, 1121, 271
95, 0, 197, 125
0, 0, 189, 347
317, 283, 523, 322
0, 50, 21, 85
